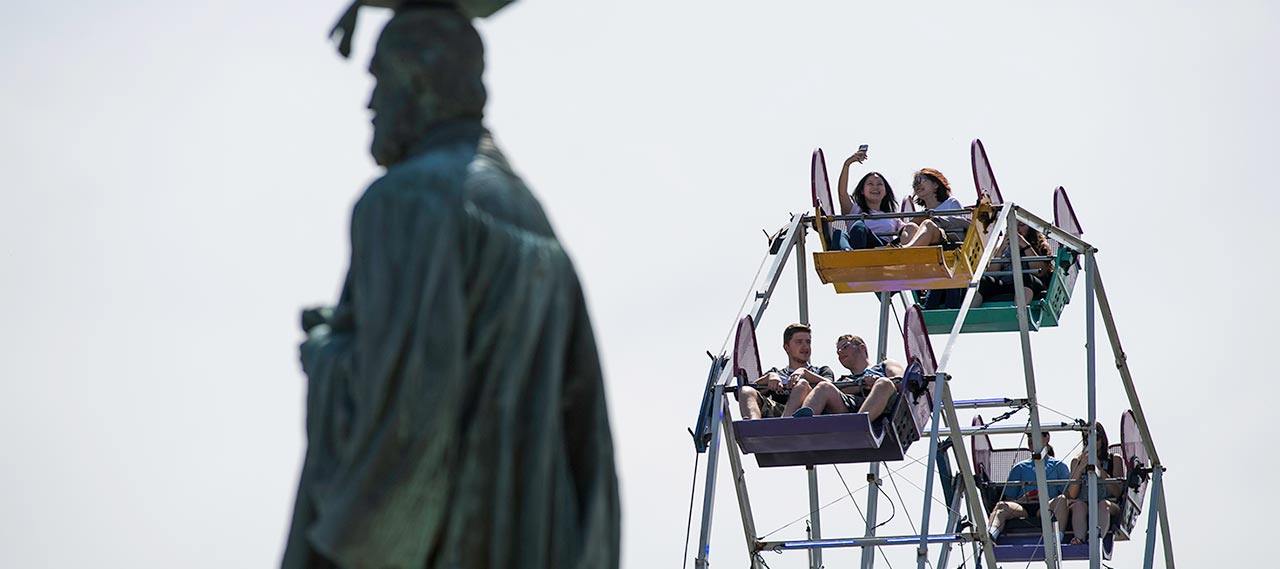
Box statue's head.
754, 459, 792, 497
367, 8, 487, 166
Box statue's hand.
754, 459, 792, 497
301, 306, 335, 333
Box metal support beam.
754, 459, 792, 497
795, 224, 822, 569
758, 533, 973, 551
925, 202, 1018, 569
722, 396, 763, 569
1092, 264, 1175, 568
1010, 204, 1091, 254
936, 476, 967, 569
748, 213, 808, 329
952, 397, 1030, 409
917, 379, 944, 569
1143, 467, 1162, 569
694, 383, 727, 569
1009, 211, 1060, 569
1156, 469, 1175, 569
807, 467, 821, 569
1086, 251, 1099, 568
861, 291, 893, 569
962, 423, 1086, 436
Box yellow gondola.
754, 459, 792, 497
808, 148, 995, 293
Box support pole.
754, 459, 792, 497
927, 202, 1016, 569
1157, 470, 1175, 569
936, 483, 966, 569
749, 213, 807, 325
796, 226, 809, 327
1092, 266, 1175, 568
1142, 467, 1162, 569
808, 467, 822, 569
694, 383, 727, 569
861, 292, 893, 569
1009, 209, 1060, 569
722, 397, 763, 569
916, 374, 946, 569
1085, 251, 1099, 568
796, 227, 822, 569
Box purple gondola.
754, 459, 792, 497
730, 306, 938, 468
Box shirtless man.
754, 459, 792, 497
792, 334, 902, 422
738, 323, 834, 419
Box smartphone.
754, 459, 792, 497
858, 144, 869, 152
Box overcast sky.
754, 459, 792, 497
3, 1, 1277, 567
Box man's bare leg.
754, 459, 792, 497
800, 381, 846, 415
739, 386, 763, 420
987, 501, 1028, 540
859, 378, 898, 422
781, 380, 811, 417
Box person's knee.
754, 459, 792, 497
792, 379, 812, 392
740, 385, 761, 399
822, 382, 848, 403
871, 377, 895, 393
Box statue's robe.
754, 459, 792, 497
283, 121, 619, 569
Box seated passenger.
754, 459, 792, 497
738, 323, 835, 420
899, 168, 969, 248
973, 221, 1052, 308
792, 334, 903, 422
987, 431, 1071, 541
832, 148, 903, 250
1048, 422, 1125, 545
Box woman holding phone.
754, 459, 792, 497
834, 146, 902, 249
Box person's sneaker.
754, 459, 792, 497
792, 406, 815, 418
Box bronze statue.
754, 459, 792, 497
282, 3, 620, 568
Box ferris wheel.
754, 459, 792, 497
685, 140, 1172, 569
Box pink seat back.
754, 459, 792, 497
970, 139, 1004, 205
733, 315, 762, 388
811, 148, 846, 242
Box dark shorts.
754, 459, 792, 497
1019, 501, 1041, 517
759, 394, 787, 418
936, 217, 971, 247
839, 391, 864, 413
839, 383, 901, 419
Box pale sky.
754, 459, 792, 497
3, 1, 1277, 567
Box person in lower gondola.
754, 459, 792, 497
986, 431, 1071, 541
791, 334, 902, 422
738, 323, 834, 419
972, 221, 1053, 308
1048, 422, 1126, 545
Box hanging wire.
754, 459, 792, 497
829, 462, 901, 567
1036, 400, 1083, 424
757, 451, 937, 540
889, 293, 907, 339
833, 465, 894, 569
832, 464, 870, 524
681, 451, 703, 569
866, 451, 966, 524
884, 462, 918, 534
